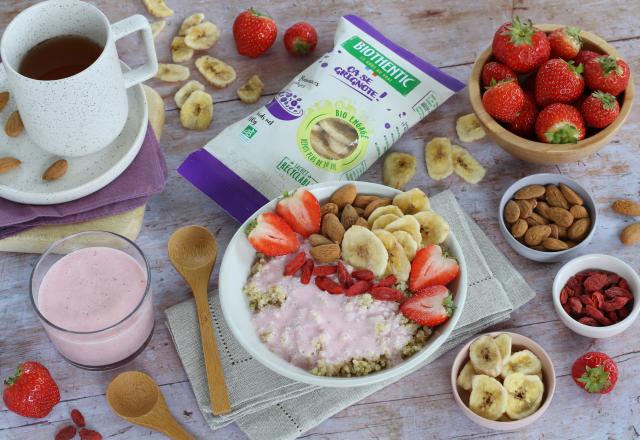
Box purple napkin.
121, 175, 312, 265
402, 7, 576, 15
0, 124, 167, 239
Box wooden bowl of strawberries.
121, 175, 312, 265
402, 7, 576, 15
469, 18, 635, 164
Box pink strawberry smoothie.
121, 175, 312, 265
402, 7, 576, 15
37, 247, 154, 367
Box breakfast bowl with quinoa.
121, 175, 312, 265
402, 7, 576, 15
219, 181, 467, 387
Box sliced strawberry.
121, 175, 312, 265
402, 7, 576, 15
246, 212, 300, 256
409, 245, 460, 292
276, 188, 321, 237
400, 285, 455, 327
283, 252, 306, 276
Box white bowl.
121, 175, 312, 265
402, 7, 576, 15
498, 173, 598, 263
219, 181, 468, 387
552, 254, 640, 338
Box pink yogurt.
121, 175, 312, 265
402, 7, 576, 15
37, 247, 154, 367
249, 252, 416, 370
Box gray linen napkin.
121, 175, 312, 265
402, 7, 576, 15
165, 190, 535, 440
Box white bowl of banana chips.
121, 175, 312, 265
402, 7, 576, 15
451, 332, 556, 430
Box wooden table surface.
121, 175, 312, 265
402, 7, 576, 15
1, 1, 639, 439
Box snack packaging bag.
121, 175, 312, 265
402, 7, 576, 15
179, 15, 464, 222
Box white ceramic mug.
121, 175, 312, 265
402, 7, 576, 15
0, 0, 158, 157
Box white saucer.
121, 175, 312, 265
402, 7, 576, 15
0, 62, 147, 205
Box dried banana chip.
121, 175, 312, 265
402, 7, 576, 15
456, 113, 486, 143
150, 20, 166, 38
171, 36, 194, 63
237, 74, 264, 104
184, 21, 220, 50
142, 0, 173, 18
175, 80, 205, 108
180, 90, 213, 131
382, 152, 417, 189
195, 56, 236, 88
452, 145, 486, 184
179, 13, 205, 36
425, 137, 453, 181
156, 63, 190, 82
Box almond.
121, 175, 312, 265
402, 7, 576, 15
340, 204, 359, 230
514, 184, 545, 200
620, 223, 640, 246
321, 202, 339, 217
543, 238, 569, 251
353, 194, 378, 209
524, 225, 551, 246
355, 217, 369, 228
547, 207, 573, 228
330, 184, 357, 208
557, 225, 568, 240
559, 183, 583, 206
43, 159, 68, 181
516, 199, 533, 219
5, 111, 23, 137
363, 198, 391, 218
549, 223, 559, 239
569, 205, 589, 219
309, 234, 333, 247
612, 199, 640, 217
354, 207, 365, 216
535, 200, 551, 219
567, 217, 591, 242
526, 212, 549, 226
0, 91, 9, 112
321, 213, 345, 243
545, 185, 569, 209
0, 157, 21, 174
310, 243, 341, 263
511, 219, 528, 238
504, 200, 520, 224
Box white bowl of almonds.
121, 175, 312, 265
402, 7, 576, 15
499, 174, 598, 263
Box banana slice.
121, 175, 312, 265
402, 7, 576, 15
237, 74, 264, 104
150, 20, 166, 38
494, 334, 512, 366
384, 215, 422, 247
392, 231, 418, 261
412, 211, 450, 246
504, 373, 544, 420
425, 137, 453, 181
371, 213, 401, 231
457, 361, 476, 391
456, 113, 486, 143
179, 13, 205, 36
383, 152, 417, 189
318, 119, 357, 146
185, 21, 220, 50
373, 230, 411, 282
171, 36, 194, 63
367, 205, 404, 227
143, 0, 173, 18
341, 225, 389, 277
469, 375, 508, 421
180, 90, 213, 131
501, 350, 542, 378
393, 188, 430, 215
469, 335, 502, 377
156, 63, 190, 82
174, 80, 205, 108
309, 129, 340, 160
195, 56, 236, 88
452, 145, 486, 184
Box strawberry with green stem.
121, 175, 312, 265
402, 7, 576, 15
409, 245, 459, 292
492, 16, 551, 73
581, 91, 620, 128
284, 22, 318, 57
400, 285, 455, 327
233, 8, 278, 58
276, 188, 321, 237
482, 79, 525, 123
535, 103, 585, 144
584, 55, 630, 96
548, 26, 582, 60
3, 361, 60, 418
535, 58, 585, 107
571, 352, 618, 394
481, 61, 516, 87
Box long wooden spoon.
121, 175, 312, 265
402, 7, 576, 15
106, 371, 193, 439
168, 225, 231, 415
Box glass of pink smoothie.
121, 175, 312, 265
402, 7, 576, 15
30, 231, 154, 370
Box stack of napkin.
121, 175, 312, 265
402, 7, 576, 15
0, 125, 167, 240
165, 190, 536, 440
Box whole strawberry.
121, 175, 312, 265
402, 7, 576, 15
508, 91, 538, 136
548, 26, 582, 60
492, 16, 550, 73
571, 352, 618, 394
584, 55, 630, 96
3, 361, 60, 418
536, 103, 585, 144
535, 58, 584, 107
573, 49, 600, 67
481, 61, 516, 87
581, 91, 620, 128
284, 22, 317, 57
233, 8, 277, 58
482, 79, 525, 123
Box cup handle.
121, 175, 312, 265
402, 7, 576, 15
111, 15, 158, 88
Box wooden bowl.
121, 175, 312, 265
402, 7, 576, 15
469, 24, 635, 164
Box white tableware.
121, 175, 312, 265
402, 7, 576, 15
553, 254, 639, 338
0, 0, 157, 157
0, 63, 147, 205
498, 173, 598, 263
219, 181, 468, 387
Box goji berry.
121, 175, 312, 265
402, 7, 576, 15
79, 429, 102, 440
351, 269, 375, 281
337, 261, 353, 288
605, 286, 633, 299
562, 303, 573, 316
376, 275, 397, 288
313, 265, 337, 276
70, 408, 86, 427
345, 280, 371, 296
607, 273, 621, 286
601, 296, 630, 312
300, 259, 314, 284
55, 426, 77, 440
607, 311, 618, 323
560, 287, 569, 305
586, 305, 611, 325
568, 297, 583, 315
580, 294, 595, 307
370, 286, 403, 302
618, 278, 630, 290
283, 252, 306, 276
315, 276, 344, 294
584, 272, 608, 293
578, 317, 599, 326
591, 291, 604, 309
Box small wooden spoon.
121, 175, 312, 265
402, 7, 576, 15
106, 371, 193, 439
168, 225, 231, 415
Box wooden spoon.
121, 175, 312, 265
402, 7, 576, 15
168, 225, 231, 415
106, 371, 193, 439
